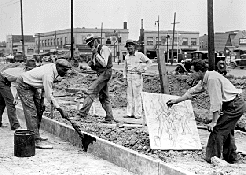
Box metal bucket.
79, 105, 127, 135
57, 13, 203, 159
14, 130, 35, 157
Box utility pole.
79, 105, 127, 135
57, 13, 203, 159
101, 22, 103, 44
155, 16, 169, 94
171, 12, 179, 64
54, 30, 56, 49
37, 33, 41, 54
166, 35, 170, 62
207, 0, 215, 70
20, 0, 25, 60
71, 0, 74, 60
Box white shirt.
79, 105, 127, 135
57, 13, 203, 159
184, 71, 242, 112
93, 45, 111, 67
2, 66, 25, 82
123, 51, 152, 78
20, 63, 60, 108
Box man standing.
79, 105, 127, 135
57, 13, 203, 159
123, 39, 152, 119
167, 59, 246, 163
76, 34, 115, 123
0, 60, 36, 130
16, 59, 71, 149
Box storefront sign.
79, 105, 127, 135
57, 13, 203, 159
239, 38, 246, 45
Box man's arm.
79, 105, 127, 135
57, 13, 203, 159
123, 58, 127, 78
167, 80, 205, 107
42, 75, 60, 109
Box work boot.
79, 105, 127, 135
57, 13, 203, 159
36, 136, 48, 141
35, 140, 53, 149
123, 115, 135, 118
70, 115, 82, 122
101, 118, 118, 124
11, 126, 23, 130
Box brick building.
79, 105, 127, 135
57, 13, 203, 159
5, 35, 35, 55
34, 22, 129, 62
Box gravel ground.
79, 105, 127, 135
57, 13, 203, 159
0, 112, 135, 175
49, 69, 246, 175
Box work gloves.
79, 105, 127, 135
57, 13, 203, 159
56, 107, 68, 119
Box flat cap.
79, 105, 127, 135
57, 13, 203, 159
25, 59, 37, 68
125, 39, 137, 47
55, 59, 72, 69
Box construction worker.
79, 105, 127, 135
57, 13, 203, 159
0, 60, 36, 130
167, 59, 246, 164
16, 59, 71, 149
75, 34, 115, 123
123, 39, 152, 119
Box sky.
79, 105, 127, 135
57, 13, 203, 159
0, 0, 245, 42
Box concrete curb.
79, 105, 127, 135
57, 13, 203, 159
16, 107, 195, 175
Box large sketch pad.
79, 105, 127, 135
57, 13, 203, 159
141, 92, 202, 150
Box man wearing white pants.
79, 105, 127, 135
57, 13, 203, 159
123, 39, 152, 119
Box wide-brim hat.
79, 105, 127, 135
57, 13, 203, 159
85, 34, 98, 45
125, 39, 137, 47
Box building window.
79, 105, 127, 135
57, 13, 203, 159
191, 38, 197, 46
182, 38, 188, 45
156, 37, 161, 45
65, 37, 67, 44
50, 39, 53, 46
57, 38, 59, 45
48, 39, 50, 46
45, 40, 47, 46
61, 39, 63, 46
147, 37, 153, 45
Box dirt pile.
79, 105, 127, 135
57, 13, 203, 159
50, 69, 246, 175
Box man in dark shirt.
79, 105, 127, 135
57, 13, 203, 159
76, 34, 115, 123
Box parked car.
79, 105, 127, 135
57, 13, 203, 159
229, 54, 246, 69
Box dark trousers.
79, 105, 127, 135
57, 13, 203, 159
0, 75, 20, 129
206, 94, 246, 163
79, 68, 113, 120
16, 78, 44, 140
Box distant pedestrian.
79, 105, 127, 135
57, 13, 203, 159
123, 39, 152, 119
0, 60, 36, 130
75, 34, 115, 123
167, 59, 246, 164
16, 59, 71, 149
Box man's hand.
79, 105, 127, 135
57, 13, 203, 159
91, 46, 98, 54
56, 108, 68, 119
138, 67, 147, 74
88, 60, 94, 67
13, 98, 18, 105
207, 122, 217, 132
166, 99, 177, 108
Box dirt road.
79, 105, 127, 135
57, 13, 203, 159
0, 112, 135, 175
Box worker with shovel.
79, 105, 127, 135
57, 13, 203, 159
167, 59, 246, 164
16, 59, 71, 149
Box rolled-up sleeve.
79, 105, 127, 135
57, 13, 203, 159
43, 74, 60, 108
140, 53, 152, 68
183, 80, 205, 99
207, 78, 222, 112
